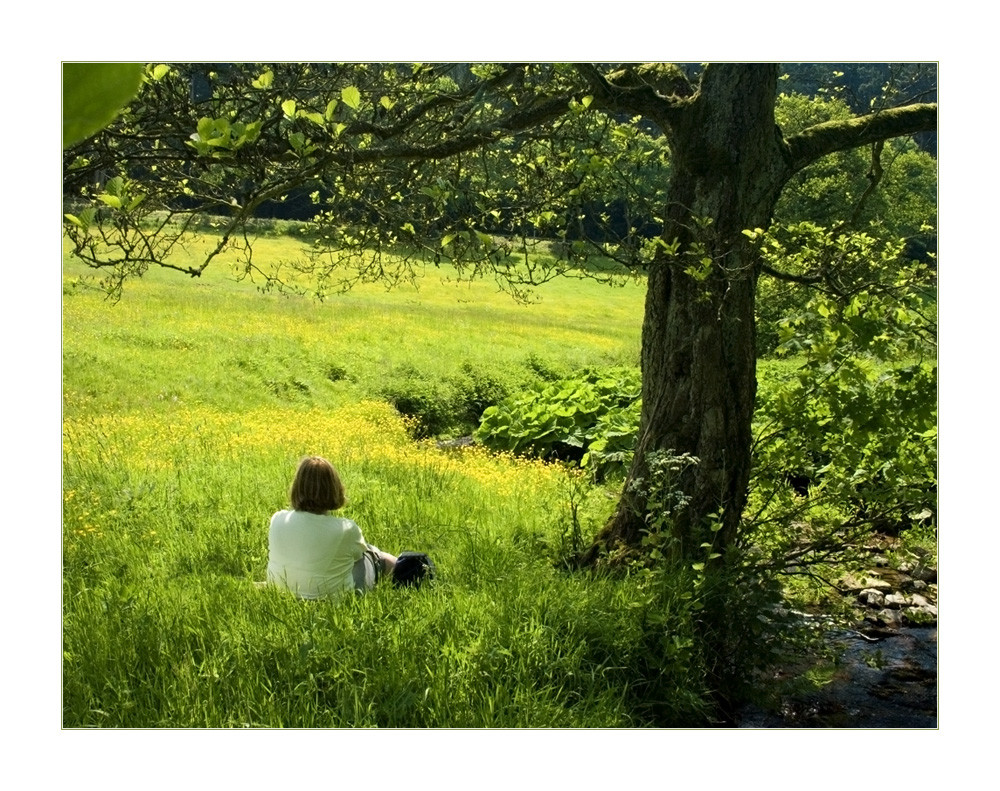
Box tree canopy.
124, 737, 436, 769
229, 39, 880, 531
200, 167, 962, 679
65, 63, 934, 295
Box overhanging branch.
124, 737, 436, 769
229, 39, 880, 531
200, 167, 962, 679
314, 93, 576, 171
785, 102, 937, 174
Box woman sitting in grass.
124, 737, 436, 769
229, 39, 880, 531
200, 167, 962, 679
267, 456, 397, 598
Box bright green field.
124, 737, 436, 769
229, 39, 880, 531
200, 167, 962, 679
63, 234, 643, 418
62, 236, 720, 727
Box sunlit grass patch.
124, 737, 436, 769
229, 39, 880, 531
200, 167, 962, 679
63, 234, 643, 419
62, 399, 706, 728
61, 398, 611, 598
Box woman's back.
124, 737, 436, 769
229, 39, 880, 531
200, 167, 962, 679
267, 509, 367, 599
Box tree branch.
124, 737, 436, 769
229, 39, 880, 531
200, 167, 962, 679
785, 102, 937, 174
318, 93, 576, 168
757, 261, 825, 285
573, 63, 691, 129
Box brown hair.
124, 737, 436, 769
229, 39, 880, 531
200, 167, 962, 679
289, 456, 346, 514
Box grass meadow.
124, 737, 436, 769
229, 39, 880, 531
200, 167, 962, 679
62, 234, 722, 727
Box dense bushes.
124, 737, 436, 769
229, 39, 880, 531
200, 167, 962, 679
474, 367, 642, 479
473, 345, 936, 542
377, 361, 515, 438
378, 359, 640, 449
749, 286, 937, 559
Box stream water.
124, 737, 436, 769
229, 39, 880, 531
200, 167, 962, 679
737, 625, 937, 728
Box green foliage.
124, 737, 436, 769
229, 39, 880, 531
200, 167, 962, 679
377, 361, 513, 438
774, 93, 937, 243
751, 221, 935, 356
63, 66, 934, 311
756, 356, 936, 514
615, 448, 801, 711
62, 62, 145, 147
753, 93, 936, 361
188, 116, 262, 156
62, 63, 677, 299
475, 367, 642, 477
632, 450, 702, 555
748, 240, 937, 587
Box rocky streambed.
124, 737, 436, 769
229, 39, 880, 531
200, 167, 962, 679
843, 547, 938, 628
738, 549, 938, 728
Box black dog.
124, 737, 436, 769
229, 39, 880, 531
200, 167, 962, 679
392, 552, 436, 589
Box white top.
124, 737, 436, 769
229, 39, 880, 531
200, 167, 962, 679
267, 509, 368, 599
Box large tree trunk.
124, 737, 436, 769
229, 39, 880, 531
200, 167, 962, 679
582, 64, 790, 565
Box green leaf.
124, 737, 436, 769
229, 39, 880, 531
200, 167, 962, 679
243, 121, 262, 143
197, 117, 216, 140
252, 69, 274, 89
97, 194, 122, 208
77, 207, 96, 228
64, 213, 84, 228
63, 63, 144, 148
281, 99, 297, 118
341, 86, 361, 110
300, 111, 326, 126
151, 64, 171, 81
103, 176, 124, 197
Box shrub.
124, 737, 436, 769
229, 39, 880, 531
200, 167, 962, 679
449, 361, 513, 428
475, 366, 641, 479
522, 352, 570, 382
746, 258, 937, 612
378, 365, 456, 438
378, 361, 517, 439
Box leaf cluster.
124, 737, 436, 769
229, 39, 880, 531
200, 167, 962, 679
747, 239, 937, 586
752, 219, 936, 356
474, 367, 641, 479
